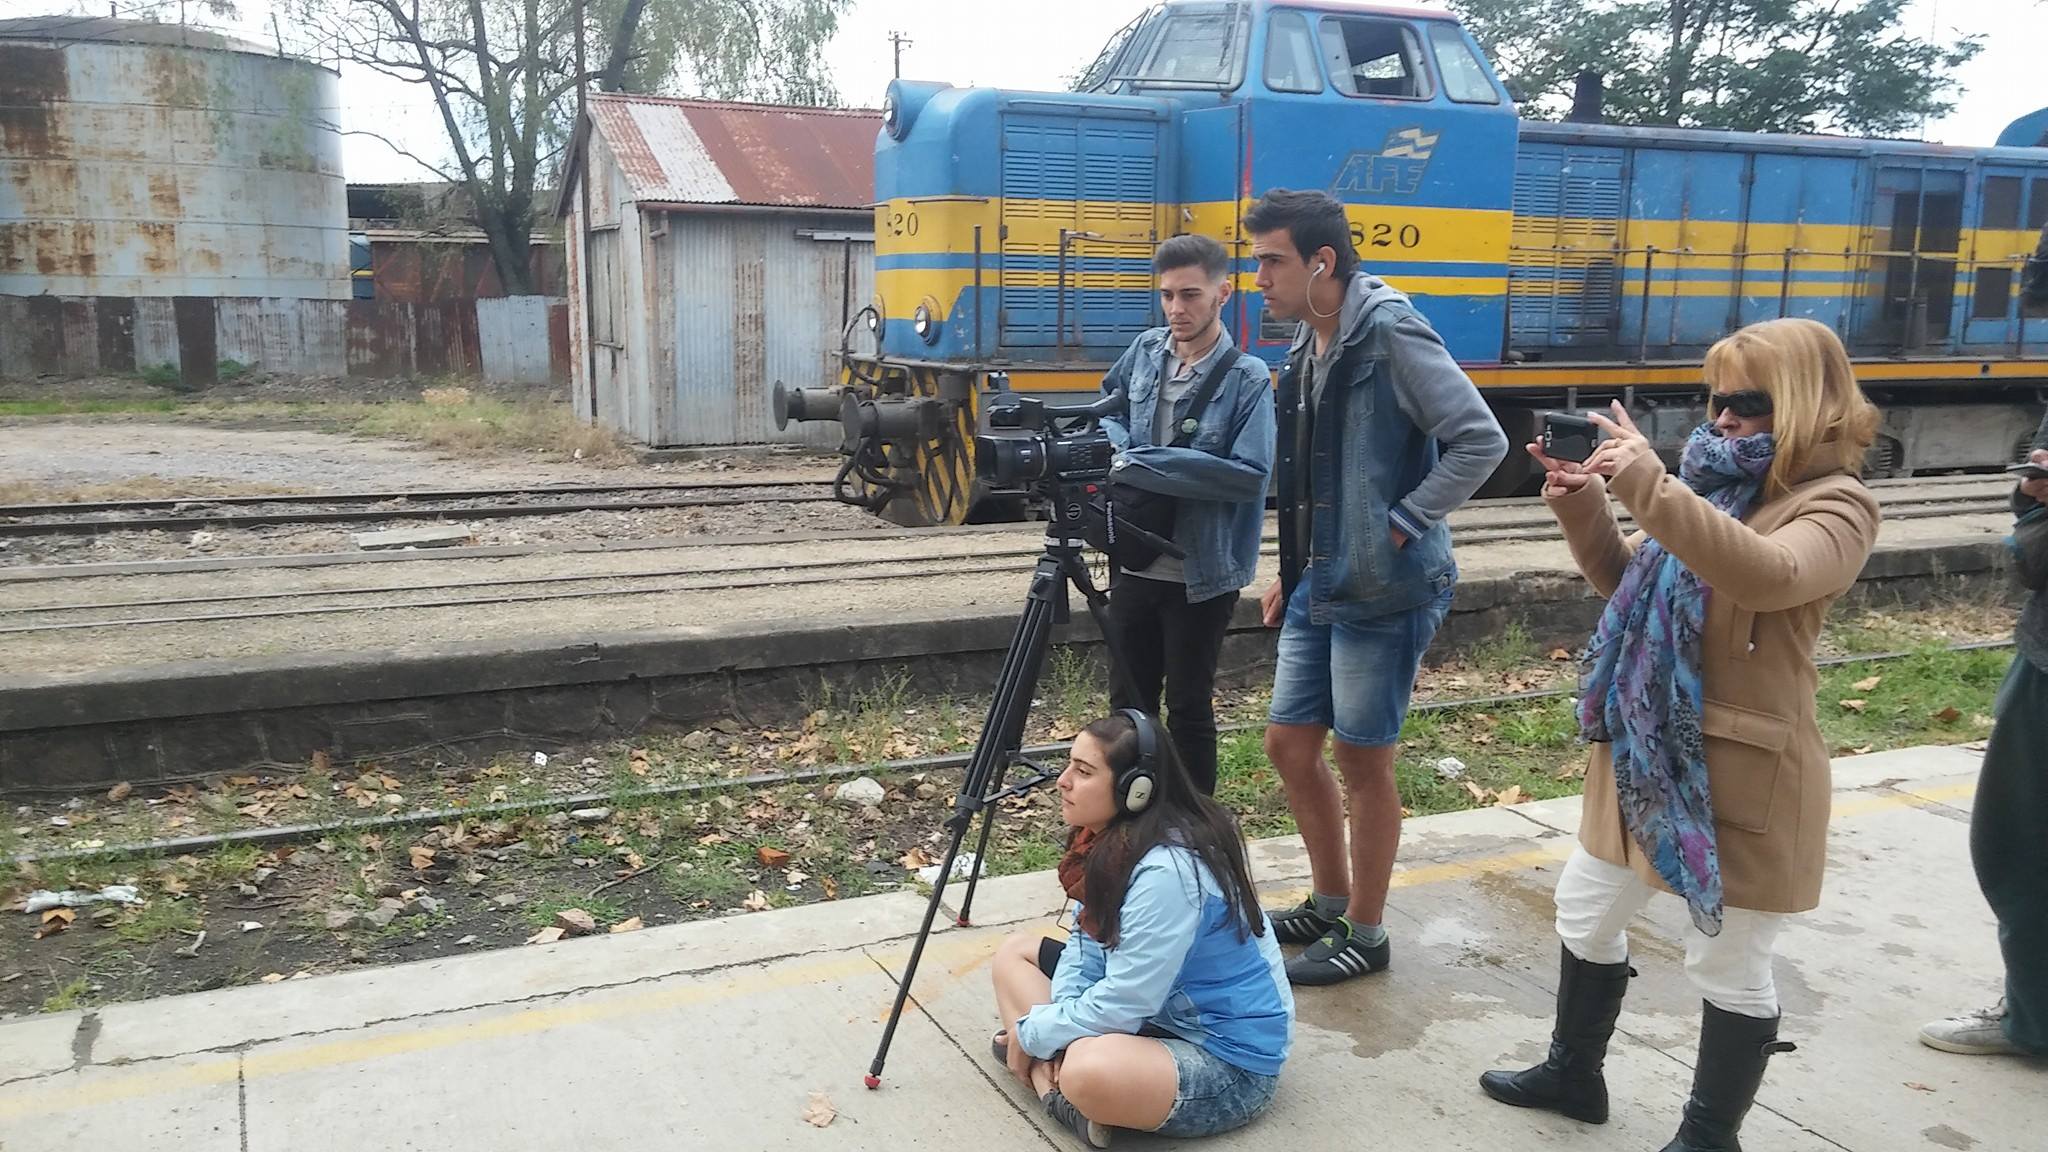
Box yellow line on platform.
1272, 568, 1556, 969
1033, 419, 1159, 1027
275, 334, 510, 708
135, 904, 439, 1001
0, 777, 1977, 1120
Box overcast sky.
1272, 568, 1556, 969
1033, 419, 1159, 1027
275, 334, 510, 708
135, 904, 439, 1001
24, 0, 2045, 182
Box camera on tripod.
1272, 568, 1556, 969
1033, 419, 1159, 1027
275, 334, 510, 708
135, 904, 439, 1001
975, 374, 1121, 491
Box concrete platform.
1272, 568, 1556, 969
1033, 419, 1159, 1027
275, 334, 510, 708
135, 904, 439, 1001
0, 745, 2036, 1150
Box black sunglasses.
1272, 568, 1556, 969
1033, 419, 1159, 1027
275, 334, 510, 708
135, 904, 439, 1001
1709, 389, 1774, 419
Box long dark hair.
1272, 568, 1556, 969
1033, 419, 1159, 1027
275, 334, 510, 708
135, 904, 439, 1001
1075, 713, 1266, 947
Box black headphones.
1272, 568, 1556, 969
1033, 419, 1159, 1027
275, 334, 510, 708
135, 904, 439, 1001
1114, 708, 1161, 814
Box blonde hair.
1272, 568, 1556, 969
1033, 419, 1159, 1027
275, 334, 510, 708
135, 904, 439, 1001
1702, 318, 1879, 497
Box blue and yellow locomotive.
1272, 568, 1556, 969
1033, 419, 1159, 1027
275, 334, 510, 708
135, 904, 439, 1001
775, 0, 2048, 527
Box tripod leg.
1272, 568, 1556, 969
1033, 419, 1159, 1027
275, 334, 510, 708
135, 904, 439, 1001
867, 569, 1058, 1087
955, 576, 1059, 927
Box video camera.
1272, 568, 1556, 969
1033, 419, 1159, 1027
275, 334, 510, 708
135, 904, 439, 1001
974, 374, 1122, 491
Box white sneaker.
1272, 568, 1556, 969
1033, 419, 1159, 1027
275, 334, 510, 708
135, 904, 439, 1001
1919, 1001, 2024, 1055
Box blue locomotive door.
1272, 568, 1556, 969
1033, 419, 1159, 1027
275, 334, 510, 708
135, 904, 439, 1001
1857, 162, 1967, 353
1962, 167, 2048, 350
997, 109, 1164, 353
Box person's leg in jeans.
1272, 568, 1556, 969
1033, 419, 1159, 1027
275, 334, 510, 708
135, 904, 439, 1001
1265, 583, 1350, 944
1280, 589, 1452, 985
1925, 656, 2048, 1055
1480, 848, 1645, 1123
1159, 588, 1239, 794
1105, 573, 1169, 717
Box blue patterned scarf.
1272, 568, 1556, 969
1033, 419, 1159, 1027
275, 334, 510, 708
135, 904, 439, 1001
1578, 425, 1776, 935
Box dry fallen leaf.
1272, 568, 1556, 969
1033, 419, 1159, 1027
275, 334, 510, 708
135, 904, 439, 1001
609, 917, 644, 934
1852, 675, 1883, 692
900, 846, 936, 870
698, 832, 729, 846
821, 876, 839, 900
1838, 699, 1867, 713
311, 749, 331, 775
1547, 647, 1573, 662
107, 781, 133, 803
526, 926, 566, 945
34, 908, 75, 940
409, 847, 437, 871
1461, 781, 1491, 803
1932, 706, 1962, 724
1851, 745, 1875, 755
801, 1092, 837, 1128
1494, 785, 1528, 807
260, 973, 286, 984
743, 890, 772, 912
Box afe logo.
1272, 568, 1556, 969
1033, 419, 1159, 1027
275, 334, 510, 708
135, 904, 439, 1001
1332, 127, 1441, 197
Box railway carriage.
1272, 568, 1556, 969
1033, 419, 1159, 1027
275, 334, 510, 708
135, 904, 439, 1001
775, 0, 2048, 526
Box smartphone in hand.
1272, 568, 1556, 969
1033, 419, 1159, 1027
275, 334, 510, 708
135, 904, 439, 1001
2006, 461, 2048, 481
1542, 412, 1601, 464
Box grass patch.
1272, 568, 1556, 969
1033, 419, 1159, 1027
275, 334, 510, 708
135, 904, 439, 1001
522, 892, 630, 930
1817, 646, 2009, 751
42, 978, 93, 1014
111, 898, 201, 946
1468, 620, 1538, 675
665, 860, 755, 907
0, 390, 622, 463
201, 842, 265, 886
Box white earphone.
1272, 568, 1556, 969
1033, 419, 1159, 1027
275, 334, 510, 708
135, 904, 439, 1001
1313, 260, 1326, 279
1307, 257, 1337, 319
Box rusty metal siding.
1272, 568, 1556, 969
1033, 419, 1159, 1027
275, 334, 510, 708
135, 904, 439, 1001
345, 300, 412, 377
659, 213, 869, 447
477, 295, 554, 384
0, 29, 346, 299
586, 94, 878, 210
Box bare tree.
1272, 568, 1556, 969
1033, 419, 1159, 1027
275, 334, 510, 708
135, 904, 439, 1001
296, 0, 848, 293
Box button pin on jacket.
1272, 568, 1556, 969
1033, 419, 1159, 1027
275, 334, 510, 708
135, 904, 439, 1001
1181, 417, 1200, 436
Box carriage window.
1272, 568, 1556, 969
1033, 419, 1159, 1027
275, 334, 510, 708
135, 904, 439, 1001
1984, 176, 2023, 230
1319, 17, 1431, 100
2031, 178, 2048, 231
1265, 11, 1323, 94
1428, 24, 1498, 104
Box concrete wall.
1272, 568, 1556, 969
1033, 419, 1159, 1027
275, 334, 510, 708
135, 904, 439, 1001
0, 293, 569, 386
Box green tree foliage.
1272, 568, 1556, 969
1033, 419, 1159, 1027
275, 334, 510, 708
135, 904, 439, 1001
1449, 0, 1982, 136
296, 0, 848, 292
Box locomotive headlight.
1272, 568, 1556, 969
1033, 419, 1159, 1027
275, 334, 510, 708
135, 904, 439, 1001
913, 303, 937, 343
883, 92, 901, 138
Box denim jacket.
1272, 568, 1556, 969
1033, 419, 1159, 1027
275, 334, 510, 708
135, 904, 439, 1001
1276, 274, 1507, 620
1100, 327, 1275, 603
1014, 844, 1294, 1076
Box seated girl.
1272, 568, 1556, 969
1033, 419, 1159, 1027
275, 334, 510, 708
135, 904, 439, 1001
990, 711, 1293, 1147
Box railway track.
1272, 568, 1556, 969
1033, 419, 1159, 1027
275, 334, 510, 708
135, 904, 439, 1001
0, 479, 841, 537
0, 481, 2018, 636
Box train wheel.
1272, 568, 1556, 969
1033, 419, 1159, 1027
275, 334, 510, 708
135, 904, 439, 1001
872, 367, 983, 528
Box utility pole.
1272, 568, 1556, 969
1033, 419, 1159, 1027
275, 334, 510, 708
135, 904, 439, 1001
889, 30, 912, 79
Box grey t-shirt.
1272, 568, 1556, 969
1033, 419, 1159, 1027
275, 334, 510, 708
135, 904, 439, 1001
1128, 328, 1230, 584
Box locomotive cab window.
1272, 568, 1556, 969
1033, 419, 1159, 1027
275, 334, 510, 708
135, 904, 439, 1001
1974, 175, 2024, 320
1264, 10, 1323, 94
1428, 24, 1499, 104
1320, 17, 1431, 101
1101, 1, 1250, 91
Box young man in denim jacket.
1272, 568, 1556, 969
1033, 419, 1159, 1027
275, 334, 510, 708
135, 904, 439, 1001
1246, 190, 1508, 985
1097, 234, 1276, 794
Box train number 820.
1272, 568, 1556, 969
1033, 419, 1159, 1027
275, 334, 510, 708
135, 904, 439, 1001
1349, 222, 1422, 250
880, 210, 922, 238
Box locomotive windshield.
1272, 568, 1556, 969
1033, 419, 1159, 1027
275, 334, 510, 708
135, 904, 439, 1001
1075, 2, 1250, 92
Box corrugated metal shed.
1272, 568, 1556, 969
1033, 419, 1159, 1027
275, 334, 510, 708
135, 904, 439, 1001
584, 94, 879, 210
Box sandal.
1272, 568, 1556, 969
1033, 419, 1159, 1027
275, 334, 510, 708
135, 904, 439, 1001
992, 1029, 1009, 1064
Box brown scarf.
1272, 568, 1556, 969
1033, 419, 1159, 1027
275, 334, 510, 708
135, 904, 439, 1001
1057, 828, 1103, 939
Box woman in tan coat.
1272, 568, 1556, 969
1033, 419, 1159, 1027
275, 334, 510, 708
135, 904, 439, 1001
1479, 318, 1881, 1152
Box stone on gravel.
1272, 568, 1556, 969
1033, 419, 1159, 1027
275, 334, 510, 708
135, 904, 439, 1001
554, 909, 597, 936
363, 907, 400, 929
569, 807, 612, 823
353, 525, 475, 551
492, 893, 522, 908
834, 777, 886, 808
407, 895, 446, 915
680, 730, 714, 752
324, 910, 359, 930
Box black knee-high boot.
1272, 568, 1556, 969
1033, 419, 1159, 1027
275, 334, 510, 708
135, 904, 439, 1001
1656, 1002, 1796, 1152
1479, 943, 1635, 1124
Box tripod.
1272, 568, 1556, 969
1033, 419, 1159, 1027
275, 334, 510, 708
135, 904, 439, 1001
864, 480, 1172, 1088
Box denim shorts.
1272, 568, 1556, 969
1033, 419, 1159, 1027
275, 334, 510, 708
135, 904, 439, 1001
1154, 1038, 1280, 1138
1267, 580, 1452, 747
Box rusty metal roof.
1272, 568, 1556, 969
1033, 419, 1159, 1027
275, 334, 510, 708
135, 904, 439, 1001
586, 93, 879, 212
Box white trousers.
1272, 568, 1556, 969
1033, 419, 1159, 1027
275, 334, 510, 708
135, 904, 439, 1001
1552, 847, 1787, 1019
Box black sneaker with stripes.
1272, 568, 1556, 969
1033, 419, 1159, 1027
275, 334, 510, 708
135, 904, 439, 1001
1268, 897, 1340, 946
1285, 920, 1391, 986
